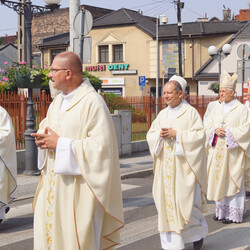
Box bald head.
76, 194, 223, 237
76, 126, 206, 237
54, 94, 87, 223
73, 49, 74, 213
55, 51, 83, 74
49, 51, 84, 94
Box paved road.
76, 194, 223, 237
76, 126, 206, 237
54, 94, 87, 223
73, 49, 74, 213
0, 176, 250, 250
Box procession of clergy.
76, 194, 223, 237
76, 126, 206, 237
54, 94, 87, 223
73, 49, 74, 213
0, 51, 249, 250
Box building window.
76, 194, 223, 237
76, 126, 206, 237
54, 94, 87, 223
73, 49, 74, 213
113, 44, 123, 62
51, 49, 66, 63
99, 45, 109, 62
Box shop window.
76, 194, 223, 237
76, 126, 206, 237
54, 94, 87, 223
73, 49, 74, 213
113, 44, 123, 62
51, 49, 66, 63
99, 45, 109, 62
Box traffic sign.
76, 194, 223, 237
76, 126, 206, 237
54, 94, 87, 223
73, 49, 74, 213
73, 10, 93, 36
237, 44, 250, 59
139, 76, 146, 86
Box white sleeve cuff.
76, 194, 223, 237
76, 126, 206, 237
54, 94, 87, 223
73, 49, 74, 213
54, 137, 81, 175
38, 148, 47, 171
154, 136, 164, 156
175, 131, 184, 157
225, 129, 239, 149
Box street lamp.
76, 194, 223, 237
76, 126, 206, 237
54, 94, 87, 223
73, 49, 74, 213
0, 0, 61, 175
156, 14, 168, 115
208, 43, 232, 79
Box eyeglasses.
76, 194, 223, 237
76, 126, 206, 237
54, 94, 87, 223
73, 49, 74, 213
49, 68, 68, 74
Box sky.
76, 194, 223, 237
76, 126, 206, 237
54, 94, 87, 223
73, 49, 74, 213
0, 0, 250, 36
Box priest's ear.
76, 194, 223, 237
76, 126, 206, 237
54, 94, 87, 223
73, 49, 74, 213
65, 69, 73, 79
178, 90, 184, 99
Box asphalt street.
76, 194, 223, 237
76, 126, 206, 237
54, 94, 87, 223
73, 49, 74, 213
0, 175, 250, 250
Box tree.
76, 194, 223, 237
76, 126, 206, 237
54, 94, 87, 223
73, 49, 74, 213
83, 71, 102, 91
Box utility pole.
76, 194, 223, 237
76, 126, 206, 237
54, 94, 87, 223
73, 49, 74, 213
69, 0, 80, 51
176, 0, 184, 76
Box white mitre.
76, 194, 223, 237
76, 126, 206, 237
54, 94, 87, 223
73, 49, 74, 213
169, 75, 187, 92
220, 71, 238, 90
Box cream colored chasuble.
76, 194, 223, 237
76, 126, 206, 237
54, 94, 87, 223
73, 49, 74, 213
205, 99, 250, 202
0, 106, 17, 219
147, 101, 207, 234
33, 79, 124, 250
244, 100, 250, 192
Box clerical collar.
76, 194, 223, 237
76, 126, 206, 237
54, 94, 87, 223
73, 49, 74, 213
169, 100, 183, 111
168, 100, 183, 119
223, 98, 235, 114
224, 98, 235, 107
62, 87, 79, 100
61, 86, 80, 111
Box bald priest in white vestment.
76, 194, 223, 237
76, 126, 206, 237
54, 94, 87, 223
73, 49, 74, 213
31, 52, 124, 250
204, 71, 250, 224
147, 76, 208, 250
0, 106, 17, 224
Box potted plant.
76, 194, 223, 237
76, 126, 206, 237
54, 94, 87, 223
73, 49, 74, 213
0, 61, 50, 92
208, 82, 220, 94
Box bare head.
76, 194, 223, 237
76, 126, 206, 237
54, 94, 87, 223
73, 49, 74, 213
48, 51, 83, 94
163, 81, 183, 108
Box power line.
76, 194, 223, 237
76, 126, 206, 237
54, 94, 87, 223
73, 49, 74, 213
184, 6, 204, 18
131, 0, 170, 10
154, 3, 174, 16
143, 2, 170, 15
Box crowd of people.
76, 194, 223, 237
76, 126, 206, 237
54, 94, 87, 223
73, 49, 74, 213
0, 51, 249, 250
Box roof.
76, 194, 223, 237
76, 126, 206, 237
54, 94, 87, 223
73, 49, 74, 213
0, 43, 17, 51
38, 32, 69, 48
92, 8, 156, 36
158, 20, 247, 39
195, 21, 250, 79
0, 43, 18, 70
37, 9, 249, 50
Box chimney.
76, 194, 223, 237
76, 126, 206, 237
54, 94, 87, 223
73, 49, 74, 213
223, 8, 231, 20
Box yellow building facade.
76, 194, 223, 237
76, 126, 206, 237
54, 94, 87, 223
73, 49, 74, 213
38, 9, 245, 96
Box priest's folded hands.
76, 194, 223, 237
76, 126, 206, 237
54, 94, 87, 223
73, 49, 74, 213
160, 127, 177, 139
215, 127, 226, 137
31, 126, 59, 150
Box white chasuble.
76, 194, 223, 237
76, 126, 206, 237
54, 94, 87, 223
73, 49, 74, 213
204, 99, 250, 202
33, 79, 124, 250
244, 101, 250, 192
147, 101, 207, 234
0, 106, 17, 219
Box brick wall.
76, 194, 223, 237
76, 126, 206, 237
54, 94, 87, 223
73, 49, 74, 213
32, 5, 113, 53
235, 9, 250, 21
1, 35, 17, 45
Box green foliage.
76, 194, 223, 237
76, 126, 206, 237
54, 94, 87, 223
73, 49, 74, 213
83, 71, 102, 91
101, 92, 147, 123
0, 37, 3, 46
0, 61, 50, 93
208, 82, 220, 93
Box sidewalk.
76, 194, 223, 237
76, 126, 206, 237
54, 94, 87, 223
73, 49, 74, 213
15, 150, 153, 201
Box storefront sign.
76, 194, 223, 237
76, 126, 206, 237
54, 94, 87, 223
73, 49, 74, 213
108, 64, 129, 70
85, 65, 106, 71
101, 78, 124, 86
85, 64, 130, 72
